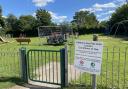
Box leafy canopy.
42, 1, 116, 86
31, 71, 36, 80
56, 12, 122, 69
36, 9, 52, 26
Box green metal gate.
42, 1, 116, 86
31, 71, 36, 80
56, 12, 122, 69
27, 49, 66, 87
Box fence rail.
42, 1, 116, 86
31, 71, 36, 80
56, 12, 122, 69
68, 44, 128, 89
0, 48, 21, 78
27, 49, 61, 85
0, 46, 128, 89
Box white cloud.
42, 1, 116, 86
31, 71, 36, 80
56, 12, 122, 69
79, 2, 117, 13
32, 11, 67, 23
113, 0, 126, 6
98, 16, 110, 22
97, 10, 115, 18
93, 3, 117, 9
80, 8, 103, 12
32, 12, 36, 17
32, 0, 54, 7
79, 0, 122, 21
49, 11, 67, 23
2, 16, 7, 18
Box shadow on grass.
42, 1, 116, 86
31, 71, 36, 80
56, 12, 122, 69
0, 77, 59, 89
0, 77, 24, 85
42, 43, 64, 46
16, 43, 65, 47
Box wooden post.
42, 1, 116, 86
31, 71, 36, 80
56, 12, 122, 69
92, 34, 98, 89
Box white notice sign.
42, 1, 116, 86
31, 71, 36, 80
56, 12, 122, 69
74, 40, 103, 75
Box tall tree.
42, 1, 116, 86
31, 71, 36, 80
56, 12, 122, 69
6, 14, 17, 31
17, 15, 37, 32
72, 11, 98, 28
72, 11, 98, 34
36, 9, 52, 26
110, 4, 128, 25
109, 4, 128, 35
99, 21, 108, 29
0, 6, 5, 28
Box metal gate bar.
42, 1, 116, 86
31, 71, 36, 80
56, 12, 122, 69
27, 49, 63, 85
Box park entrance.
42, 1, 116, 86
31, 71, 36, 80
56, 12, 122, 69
26, 49, 66, 87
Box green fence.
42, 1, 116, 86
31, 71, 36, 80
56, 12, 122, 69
0, 45, 128, 89
27, 48, 66, 87
0, 48, 21, 82
68, 44, 128, 89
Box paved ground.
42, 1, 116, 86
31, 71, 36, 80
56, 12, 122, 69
8, 84, 59, 89
9, 62, 81, 89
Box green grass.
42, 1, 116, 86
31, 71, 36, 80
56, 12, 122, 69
67, 35, 128, 89
0, 35, 128, 89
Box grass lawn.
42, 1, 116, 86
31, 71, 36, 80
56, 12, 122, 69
67, 35, 128, 89
0, 34, 128, 89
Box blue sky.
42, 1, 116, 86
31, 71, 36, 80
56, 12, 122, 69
0, 0, 126, 23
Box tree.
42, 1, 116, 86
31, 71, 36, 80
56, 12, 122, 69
110, 4, 128, 25
36, 9, 52, 26
17, 15, 37, 32
72, 11, 98, 34
109, 4, 128, 35
6, 14, 17, 31
99, 21, 108, 29
60, 21, 71, 29
0, 6, 5, 28
72, 11, 98, 28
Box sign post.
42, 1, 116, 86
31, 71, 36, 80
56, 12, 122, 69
74, 34, 103, 89
92, 34, 98, 89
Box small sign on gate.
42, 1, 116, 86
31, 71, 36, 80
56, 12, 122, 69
74, 40, 103, 75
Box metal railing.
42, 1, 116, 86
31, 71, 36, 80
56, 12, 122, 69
0, 45, 128, 89
0, 48, 21, 78
27, 49, 66, 87
68, 44, 128, 89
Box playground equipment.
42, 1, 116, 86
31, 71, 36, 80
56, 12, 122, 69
38, 26, 72, 44
109, 20, 128, 36
16, 38, 31, 45
0, 36, 7, 42
0, 27, 13, 43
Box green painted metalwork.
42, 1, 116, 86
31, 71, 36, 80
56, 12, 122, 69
60, 48, 66, 88
20, 47, 28, 83
27, 49, 66, 87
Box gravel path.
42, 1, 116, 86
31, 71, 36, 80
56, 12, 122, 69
9, 62, 81, 89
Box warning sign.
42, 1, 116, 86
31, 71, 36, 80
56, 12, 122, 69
74, 40, 103, 75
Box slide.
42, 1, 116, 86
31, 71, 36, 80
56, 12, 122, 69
0, 36, 8, 43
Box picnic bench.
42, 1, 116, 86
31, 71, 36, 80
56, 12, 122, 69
16, 38, 31, 44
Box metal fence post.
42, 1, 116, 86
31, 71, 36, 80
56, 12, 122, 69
65, 45, 68, 87
60, 48, 66, 88
92, 34, 98, 89
19, 47, 28, 83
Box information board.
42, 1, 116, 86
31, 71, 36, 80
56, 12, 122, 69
74, 40, 103, 75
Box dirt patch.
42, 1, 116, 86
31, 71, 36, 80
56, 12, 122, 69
9, 62, 81, 89
8, 85, 29, 89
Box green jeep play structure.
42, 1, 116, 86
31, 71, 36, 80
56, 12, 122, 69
38, 26, 71, 44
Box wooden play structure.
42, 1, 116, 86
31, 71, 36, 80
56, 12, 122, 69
16, 38, 31, 44
16, 34, 31, 44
